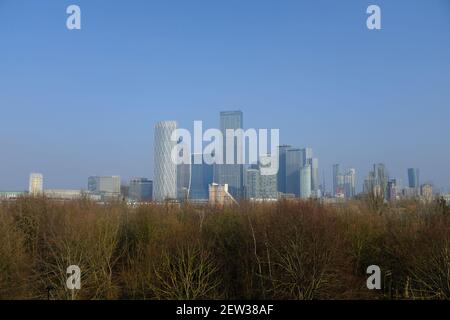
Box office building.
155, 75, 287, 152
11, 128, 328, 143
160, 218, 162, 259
258, 155, 278, 199
154, 121, 178, 201
286, 148, 301, 197
332, 164, 340, 196
189, 154, 213, 202
245, 168, 259, 199
88, 176, 121, 199
300, 165, 312, 199
277, 145, 291, 194
129, 178, 153, 202
29, 173, 43, 195
214, 111, 244, 200
311, 158, 319, 192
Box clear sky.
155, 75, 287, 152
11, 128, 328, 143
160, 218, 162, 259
0, 0, 449, 192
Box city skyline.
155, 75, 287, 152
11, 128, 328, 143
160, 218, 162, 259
1, 109, 441, 199
1, 1, 450, 192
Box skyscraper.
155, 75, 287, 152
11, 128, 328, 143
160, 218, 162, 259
344, 169, 356, 198
29, 173, 43, 195
215, 111, 244, 200
277, 145, 291, 194
408, 168, 420, 189
300, 165, 312, 199
286, 148, 301, 197
189, 153, 213, 202
300, 148, 313, 167
153, 121, 178, 202
364, 164, 389, 198
258, 154, 278, 199
311, 158, 319, 192
332, 164, 340, 196
245, 168, 259, 199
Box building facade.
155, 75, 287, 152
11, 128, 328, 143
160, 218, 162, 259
129, 178, 153, 202
29, 173, 43, 195
153, 121, 178, 201
214, 111, 244, 200
300, 165, 312, 199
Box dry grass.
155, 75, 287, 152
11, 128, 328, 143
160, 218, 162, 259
0, 196, 449, 300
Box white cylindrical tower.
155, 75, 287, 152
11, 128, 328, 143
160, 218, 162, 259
153, 121, 177, 202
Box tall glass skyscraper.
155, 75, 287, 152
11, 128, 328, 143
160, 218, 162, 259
332, 164, 340, 196
153, 121, 178, 202
300, 165, 312, 199
286, 148, 301, 197
407, 168, 420, 189
189, 153, 213, 202
277, 145, 291, 194
214, 111, 244, 199
311, 158, 319, 192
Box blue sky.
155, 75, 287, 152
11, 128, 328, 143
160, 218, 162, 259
0, 0, 449, 192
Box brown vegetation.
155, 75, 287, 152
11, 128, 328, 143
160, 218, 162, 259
0, 196, 449, 300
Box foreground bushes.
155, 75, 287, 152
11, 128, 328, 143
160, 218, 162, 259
0, 197, 449, 300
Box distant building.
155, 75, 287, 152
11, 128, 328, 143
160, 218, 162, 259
214, 111, 244, 200
209, 183, 237, 206
300, 165, 312, 199
189, 154, 214, 202
44, 189, 101, 201
277, 145, 291, 194
129, 178, 153, 202
245, 168, 259, 199
0, 191, 27, 200
29, 173, 43, 195
407, 168, 420, 196
332, 164, 340, 196
364, 164, 389, 199
421, 184, 434, 202
88, 176, 121, 199
154, 121, 178, 201
258, 155, 278, 200
286, 148, 301, 197
310, 158, 319, 192
333, 166, 356, 199
177, 162, 191, 200
387, 179, 398, 202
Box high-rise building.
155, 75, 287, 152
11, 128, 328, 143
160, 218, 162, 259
286, 148, 301, 197
154, 121, 178, 202
421, 184, 433, 202
364, 164, 389, 198
88, 176, 121, 198
300, 165, 312, 199
343, 168, 356, 198
258, 155, 278, 199
129, 178, 153, 202
407, 168, 420, 195
189, 154, 213, 202
177, 163, 191, 200
277, 145, 291, 194
29, 173, 43, 195
311, 158, 319, 192
387, 179, 398, 202
245, 168, 260, 199
300, 148, 313, 167
214, 111, 244, 200
332, 164, 340, 196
